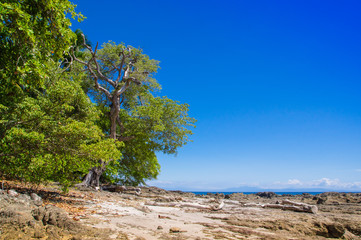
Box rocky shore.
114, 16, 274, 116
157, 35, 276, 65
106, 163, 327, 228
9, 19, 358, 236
0, 182, 360, 239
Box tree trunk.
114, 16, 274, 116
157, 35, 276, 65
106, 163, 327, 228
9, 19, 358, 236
81, 99, 120, 188
109, 98, 120, 139
81, 161, 106, 188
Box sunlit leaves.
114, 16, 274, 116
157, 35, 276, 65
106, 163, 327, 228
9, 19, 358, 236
84, 42, 196, 185
0, 71, 121, 191
0, 0, 84, 104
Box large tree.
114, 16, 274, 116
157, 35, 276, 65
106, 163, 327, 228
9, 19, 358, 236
73, 37, 196, 187
0, 1, 122, 192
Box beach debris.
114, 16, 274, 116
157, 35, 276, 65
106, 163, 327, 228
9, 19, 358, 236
169, 227, 186, 233
243, 203, 264, 207
157, 225, 163, 230
103, 185, 141, 195
262, 199, 318, 214
137, 205, 152, 213
145, 200, 224, 211
211, 200, 224, 211
158, 215, 171, 219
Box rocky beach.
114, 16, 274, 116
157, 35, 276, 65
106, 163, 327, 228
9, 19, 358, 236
0, 181, 360, 239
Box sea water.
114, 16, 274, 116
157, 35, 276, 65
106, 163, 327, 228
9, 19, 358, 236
191, 192, 324, 196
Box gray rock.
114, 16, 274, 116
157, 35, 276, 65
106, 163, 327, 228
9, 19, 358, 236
7, 189, 19, 197
256, 192, 278, 199
19, 193, 31, 201
16, 194, 32, 206
30, 193, 43, 206
316, 197, 327, 205
30, 193, 42, 201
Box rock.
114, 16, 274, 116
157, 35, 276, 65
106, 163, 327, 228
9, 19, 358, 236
343, 230, 359, 240
227, 192, 244, 200
326, 223, 345, 238
169, 190, 195, 198
7, 189, 19, 197
316, 197, 327, 205
157, 226, 163, 230
215, 193, 225, 199
256, 192, 278, 199
302, 193, 312, 198
33, 228, 46, 238
32, 205, 77, 230
169, 227, 181, 233
16, 193, 32, 206
30, 193, 43, 206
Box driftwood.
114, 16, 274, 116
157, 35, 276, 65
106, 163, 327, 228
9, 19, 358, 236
145, 201, 178, 207
145, 200, 224, 211
102, 185, 141, 195
263, 199, 318, 214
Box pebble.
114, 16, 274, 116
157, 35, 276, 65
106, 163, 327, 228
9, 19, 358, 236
157, 226, 163, 230
169, 227, 181, 233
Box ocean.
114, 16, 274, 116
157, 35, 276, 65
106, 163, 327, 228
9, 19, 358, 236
191, 192, 324, 196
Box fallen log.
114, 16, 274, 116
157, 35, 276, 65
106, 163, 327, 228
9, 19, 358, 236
145, 201, 178, 207
102, 185, 141, 195
144, 200, 224, 211
263, 199, 318, 214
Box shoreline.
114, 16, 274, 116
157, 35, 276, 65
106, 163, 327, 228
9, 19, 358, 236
1, 183, 361, 239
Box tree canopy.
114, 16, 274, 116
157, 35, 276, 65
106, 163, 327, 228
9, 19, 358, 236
0, 1, 195, 190
0, 65, 121, 191
74, 39, 196, 186
0, 0, 84, 104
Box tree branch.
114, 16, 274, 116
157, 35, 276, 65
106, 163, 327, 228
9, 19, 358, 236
116, 79, 130, 97
116, 52, 125, 83
73, 34, 117, 89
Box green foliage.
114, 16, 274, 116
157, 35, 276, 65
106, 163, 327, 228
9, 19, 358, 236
0, 0, 84, 105
0, 67, 121, 191
82, 42, 196, 185
0, 0, 196, 189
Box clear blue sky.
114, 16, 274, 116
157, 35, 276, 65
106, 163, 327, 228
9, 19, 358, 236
71, 0, 361, 191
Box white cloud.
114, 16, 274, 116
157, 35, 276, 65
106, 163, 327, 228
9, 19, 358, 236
287, 179, 302, 185
284, 178, 361, 190
312, 178, 339, 187
356, 169, 361, 172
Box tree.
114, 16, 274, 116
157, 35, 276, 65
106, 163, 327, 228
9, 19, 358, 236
0, 0, 84, 105
0, 0, 84, 147
73, 37, 196, 187
0, 1, 122, 192
0, 63, 122, 192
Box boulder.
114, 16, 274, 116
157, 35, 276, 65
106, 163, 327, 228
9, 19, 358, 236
256, 192, 278, 199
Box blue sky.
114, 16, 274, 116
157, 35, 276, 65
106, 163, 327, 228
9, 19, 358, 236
71, 0, 361, 191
